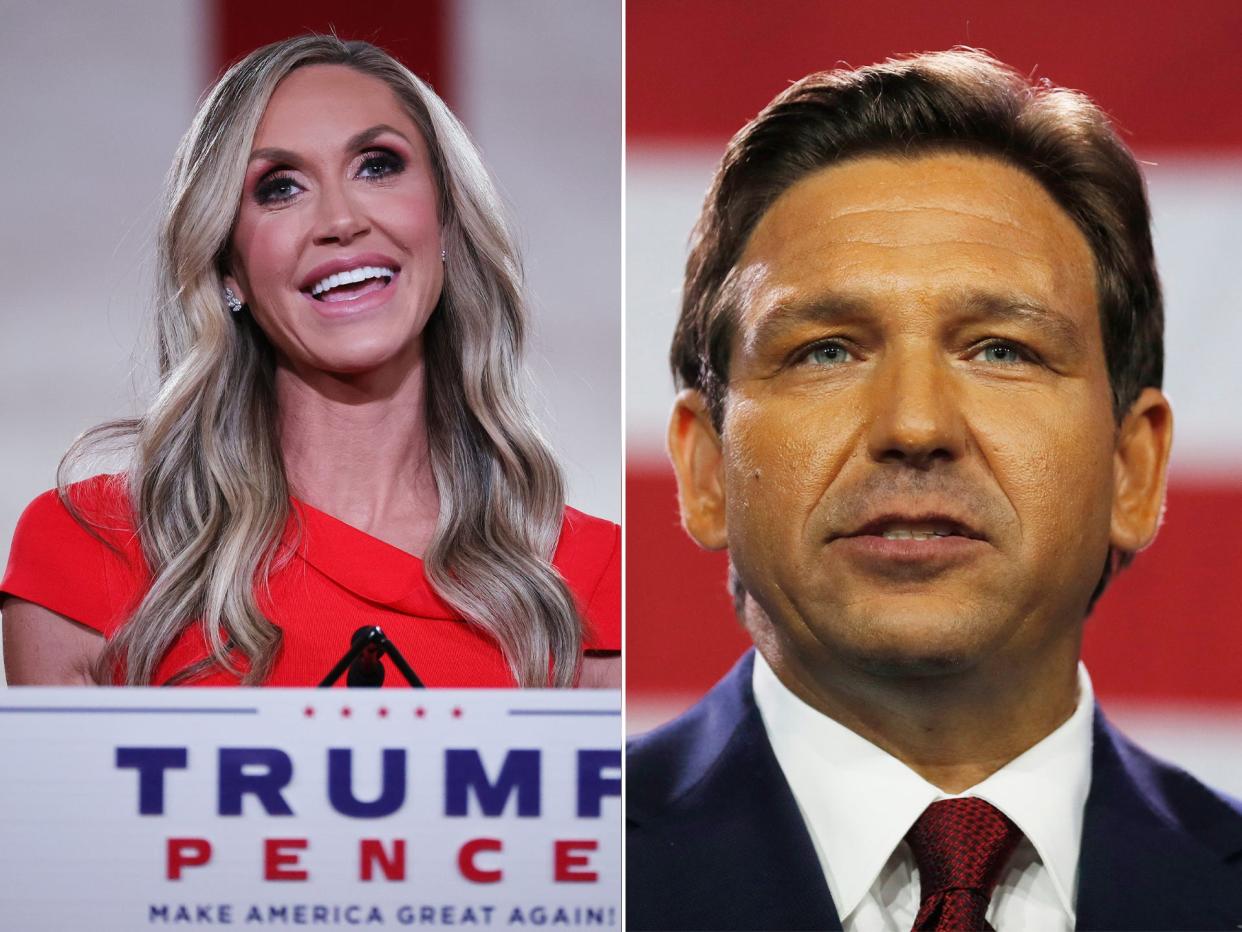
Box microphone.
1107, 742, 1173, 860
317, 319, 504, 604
347, 626, 385, 687
318, 625, 426, 688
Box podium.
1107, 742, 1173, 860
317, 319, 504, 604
0, 688, 621, 930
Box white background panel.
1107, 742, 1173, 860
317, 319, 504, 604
0, 0, 208, 553
454, 0, 622, 520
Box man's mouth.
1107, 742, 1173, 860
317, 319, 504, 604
307, 266, 397, 303
840, 515, 986, 543
876, 527, 955, 541
827, 513, 988, 575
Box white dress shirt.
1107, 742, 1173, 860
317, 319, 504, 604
753, 653, 1095, 931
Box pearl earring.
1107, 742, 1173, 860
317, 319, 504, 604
223, 287, 244, 314
441, 248, 447, 263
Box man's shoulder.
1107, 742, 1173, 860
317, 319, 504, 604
1078, 708, 1242, 928
1092, 708, 1242, 837
627, 650, 758, 820
626, 649, 841, 931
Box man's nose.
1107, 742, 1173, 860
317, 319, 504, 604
313, 183, 370, 246
865, 347, 966, 469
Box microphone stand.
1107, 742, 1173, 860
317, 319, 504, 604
318, 625, 425, 688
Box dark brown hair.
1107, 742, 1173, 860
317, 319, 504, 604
672, 47, 1163, 427
670, 48, 1164, 605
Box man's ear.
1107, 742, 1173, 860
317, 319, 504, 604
1110, 387, 1174, 552
667, 389, 728, 551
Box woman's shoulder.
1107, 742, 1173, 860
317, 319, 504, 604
12, 473, 138, 544
559, 505, 619, 546
554, 506, 620, 652
1, 473, 145, 636
554, 505, 619, 578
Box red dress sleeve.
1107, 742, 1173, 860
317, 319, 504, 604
0, 475, 146, 637
555, 507, 621, 653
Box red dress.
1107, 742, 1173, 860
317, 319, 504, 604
0, 475, 620, 687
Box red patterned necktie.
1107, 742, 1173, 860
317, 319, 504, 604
905, 797, 1023, 931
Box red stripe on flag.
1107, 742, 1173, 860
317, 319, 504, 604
627, 0, 1242, 151
627, 465, 1242, 705
627, 467, 749, 695
213, 0, 450, 102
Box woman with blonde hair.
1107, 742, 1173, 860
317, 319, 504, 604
0, 35, 620, 688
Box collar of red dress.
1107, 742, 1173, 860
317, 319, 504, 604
288, 497, 458, 619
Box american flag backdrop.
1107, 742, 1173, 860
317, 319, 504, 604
0, 0, 621, 685
625, 0, 1242, 797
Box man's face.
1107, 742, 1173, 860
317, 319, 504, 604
671, 152, 1169, 682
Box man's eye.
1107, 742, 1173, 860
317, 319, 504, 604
358, 150, 405, 179
803, 342, 853, 366
255, 174, 302, 204
974, 341, 1029, 365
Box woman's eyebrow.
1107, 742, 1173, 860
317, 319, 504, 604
248, 123, 412, 165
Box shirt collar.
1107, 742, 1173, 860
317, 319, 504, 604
753, 652, 1094, 923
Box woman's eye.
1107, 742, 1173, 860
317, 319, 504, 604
974, 341, 1029, 365
804, 342, 853, 366
358, 150, 405, 179
254, 174, 302, 205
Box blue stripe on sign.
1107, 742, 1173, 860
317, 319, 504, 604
507, 709, 620, 716
0, 707, 258, 714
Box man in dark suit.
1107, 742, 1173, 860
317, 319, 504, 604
628, 50, 1242, 930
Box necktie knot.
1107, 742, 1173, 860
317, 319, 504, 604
905, 797, 1023, 931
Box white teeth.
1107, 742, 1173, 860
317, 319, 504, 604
881, 528, 955, 541
310, 266, 395, 296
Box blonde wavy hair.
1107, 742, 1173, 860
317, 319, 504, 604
60, 34, 584, 687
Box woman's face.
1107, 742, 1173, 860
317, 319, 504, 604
225, 64, 443, 382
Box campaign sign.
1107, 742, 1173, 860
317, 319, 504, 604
0, 689, 620, 930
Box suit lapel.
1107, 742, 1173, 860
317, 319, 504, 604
629, 650, 842, 930
1075, 709, 1242, 930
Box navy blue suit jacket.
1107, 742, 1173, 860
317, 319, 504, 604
628, 650, 1242, 931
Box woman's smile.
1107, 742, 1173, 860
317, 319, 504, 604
297, 253, 403, 320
